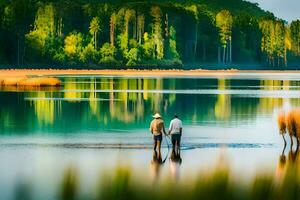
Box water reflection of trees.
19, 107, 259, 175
28, 91, 59, 125
2, 77, 300, 134
214, 79, 231, 120
258, 80, 286, 113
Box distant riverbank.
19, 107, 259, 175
3, 69, 300, 78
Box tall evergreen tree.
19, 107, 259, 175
216, 10, 233, 64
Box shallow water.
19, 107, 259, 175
0, 74, 298, 199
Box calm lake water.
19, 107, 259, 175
0, 73, 298, 199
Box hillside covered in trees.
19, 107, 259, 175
0, 0, 299, 69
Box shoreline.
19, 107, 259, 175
1, 69, 300, 77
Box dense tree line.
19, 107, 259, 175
0, 0, 299, 69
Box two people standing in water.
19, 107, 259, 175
150, 113, 183, 161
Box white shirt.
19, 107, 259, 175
169, 118, 182, 134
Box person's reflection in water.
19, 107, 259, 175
169, 147, 182, 180
150, 150, 163, 181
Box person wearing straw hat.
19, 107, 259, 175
150, 113, 167, 153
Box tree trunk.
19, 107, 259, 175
194, 22, 198, 61
110, 15, 115, 47
164, 13, 169, 59
223, 46, 226, 64
202, 41, 206, 61
17, 36, 20, 67
95, 32, 97, 49
22, 42, 26, 65
230, 37, 232, 63
59, 17, 63, 36
137, 14, 144, 45
218, 46, 221, 64
133, 10, 137, 39
284, 48, 287, 67
226, 43, 229, 64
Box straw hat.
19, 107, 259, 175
153, 113, 162, 119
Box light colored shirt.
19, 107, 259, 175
150, 118, 166, 136
169, 118, 182, 134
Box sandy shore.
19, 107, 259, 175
0, 69, 300, 77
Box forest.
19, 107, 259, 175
0, 0, 299, 69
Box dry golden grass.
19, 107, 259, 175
19, 77, 61, 86
289, 109, 300, 138
278, 109, 300, 138
1, 69, 300, 79
0, 76, 27, 86
0, 76, 61, 87
277, 112, 286, 135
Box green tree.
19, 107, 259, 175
25, 4, 56, 59
259, 19, 275, 66
0, 0, 295, 68
290, 20, 300, 55
137, 14, 145, 44
89, 17, 100, 49
216, 10, 233, 64
126, 48, 139, 66
110, 12, 116, 47
259, 19, 288, 67
284, 26, 292, 66
2, 5, 15, 29
274, 21, 285, 67
64, 32, 83, 62
117, 9, 136, 58
80, 43, 98, 64
150, 6, 164, 60
142, 32, 154, 59
99, 42, 116, 63
169, 26, 179, 60
185, 5, 199, 60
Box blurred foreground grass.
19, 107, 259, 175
14, 159, 300, 200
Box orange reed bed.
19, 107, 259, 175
0, 76, 61, 87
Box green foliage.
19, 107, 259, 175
0, 0, 299, 68
150, 6, 164, 60
169, 26, 180, 59
216, 10, 233, 48
118, 33, 129, 57
64, 32, 83, 62
89, 17, 100, 49
99, 42, 116, 64
184, 5, 199, 20
80, 43, 99, 63
54, 163, 300, 200
2, 5, 15, 30
25, 4, 56, 59
259, 19, 288, 66
274, 21, 285, 59
142, 32, 154, 60
45, 36, 64, 63
126, 48, 139, 66
290, 20, 300, 55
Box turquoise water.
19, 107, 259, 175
0, 74, 299, 199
